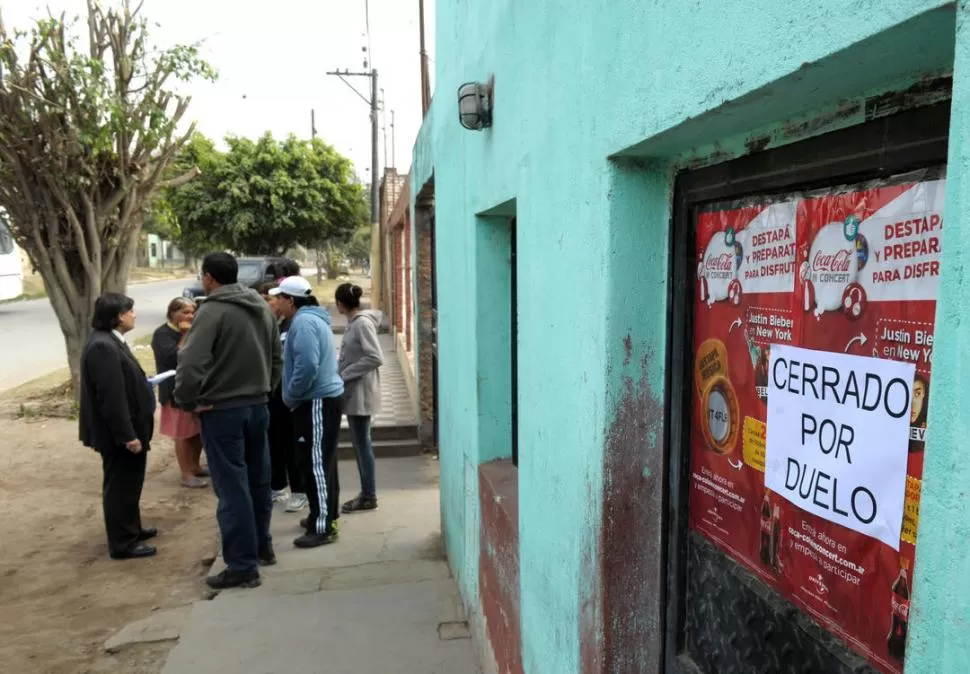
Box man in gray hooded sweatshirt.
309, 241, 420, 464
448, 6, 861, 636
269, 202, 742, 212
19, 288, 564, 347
175, 252, 282, 590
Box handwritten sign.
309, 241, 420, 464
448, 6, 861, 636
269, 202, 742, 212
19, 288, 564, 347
764, 344, 913, 550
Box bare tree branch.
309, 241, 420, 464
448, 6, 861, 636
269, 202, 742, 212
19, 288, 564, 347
0, 0, 214, 395
159, 165, 201, 190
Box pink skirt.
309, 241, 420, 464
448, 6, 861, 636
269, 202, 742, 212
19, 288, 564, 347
159, 404, 201, 440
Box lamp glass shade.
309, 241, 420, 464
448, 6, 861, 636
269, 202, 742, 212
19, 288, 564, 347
458, 83, 483, 130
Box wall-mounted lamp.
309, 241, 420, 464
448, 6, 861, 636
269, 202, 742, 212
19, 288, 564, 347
457, 79, 493, 131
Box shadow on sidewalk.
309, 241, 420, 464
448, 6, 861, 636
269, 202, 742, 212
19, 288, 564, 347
162, 457, 479, 674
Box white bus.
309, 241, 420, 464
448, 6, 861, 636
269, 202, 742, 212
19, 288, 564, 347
0, 213, 24, 301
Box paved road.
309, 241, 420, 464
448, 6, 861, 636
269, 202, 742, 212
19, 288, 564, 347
0, 277, 192, 392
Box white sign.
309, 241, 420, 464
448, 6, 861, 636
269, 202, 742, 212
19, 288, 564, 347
764, 344, 914, 550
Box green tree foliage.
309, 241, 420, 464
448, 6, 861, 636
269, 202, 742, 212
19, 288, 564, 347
165, 132, 368, 257
346, 225, 372, 266
163, 133, 224, 259
0, 1, 215, 393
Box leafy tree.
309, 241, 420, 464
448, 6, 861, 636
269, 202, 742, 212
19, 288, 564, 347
212, 133, 367, 255
142, 196, 178, 241
0, 1, 215, 392
163, 133, 225, 261
345, 225, 372, 266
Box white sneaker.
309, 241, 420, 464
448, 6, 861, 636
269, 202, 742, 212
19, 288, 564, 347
271, 489, 289, 503
285, 493, 309, 512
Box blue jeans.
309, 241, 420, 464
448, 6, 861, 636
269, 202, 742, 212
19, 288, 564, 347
348, 415, 376, 499
200, 404, 272, 573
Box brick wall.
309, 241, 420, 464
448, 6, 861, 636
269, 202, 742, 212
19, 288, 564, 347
416, 204, 436, 451
393, 229, 403, 342
405, 215, 413, 352
379, 169, 408, 313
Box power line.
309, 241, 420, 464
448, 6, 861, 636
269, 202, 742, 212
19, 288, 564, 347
325, 69, 380, 225
364, 0, 373, 68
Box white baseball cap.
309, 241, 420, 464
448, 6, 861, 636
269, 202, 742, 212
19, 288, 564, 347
269, 275, 313, 297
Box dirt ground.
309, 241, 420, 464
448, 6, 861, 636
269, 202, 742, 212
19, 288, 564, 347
0, 415, 218, 673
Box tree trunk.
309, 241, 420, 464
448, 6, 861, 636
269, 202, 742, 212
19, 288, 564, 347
30, 227, 137, 399
324, 243, 342, 280
44, 276, 97, 398
315, 248, 324, 285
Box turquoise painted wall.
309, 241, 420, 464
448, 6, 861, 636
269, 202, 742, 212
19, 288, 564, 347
907, 6, 970, 672
413, 1, 966, 671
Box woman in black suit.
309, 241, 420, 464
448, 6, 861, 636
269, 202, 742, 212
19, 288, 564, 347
79, 293, 157, 560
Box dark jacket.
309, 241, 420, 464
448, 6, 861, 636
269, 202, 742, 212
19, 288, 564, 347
150, 323, 181, 407
268, 317, 292, 417
79, 330, 155, 454
174, 283, 282, 410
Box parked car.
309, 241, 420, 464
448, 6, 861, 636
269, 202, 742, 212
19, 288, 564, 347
182, 256, 290, 300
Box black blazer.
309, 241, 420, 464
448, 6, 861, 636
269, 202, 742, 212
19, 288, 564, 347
151, 323, 181, 406
78, 330, 155, 454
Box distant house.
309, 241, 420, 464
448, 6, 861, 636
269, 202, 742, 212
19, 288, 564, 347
145, 233, 185, 268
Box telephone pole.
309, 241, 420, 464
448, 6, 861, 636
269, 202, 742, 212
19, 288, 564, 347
325, 68, 380, 224
325, 67, 382, 308
419, 0, 431, 115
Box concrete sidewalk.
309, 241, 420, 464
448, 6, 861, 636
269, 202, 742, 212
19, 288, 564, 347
161, 457, 478, 674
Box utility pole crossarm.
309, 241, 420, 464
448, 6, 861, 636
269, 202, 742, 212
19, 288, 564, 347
325, 68, 381, 225
326, 70, 373, 106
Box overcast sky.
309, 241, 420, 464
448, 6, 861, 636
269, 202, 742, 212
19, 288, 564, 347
5, 0, 436, 177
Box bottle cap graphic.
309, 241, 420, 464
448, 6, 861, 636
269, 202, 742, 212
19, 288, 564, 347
700, 375, 740, 455
694, 338, 740, 455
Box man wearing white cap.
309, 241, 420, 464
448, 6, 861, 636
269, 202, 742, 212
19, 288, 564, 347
270, 276, 345, 547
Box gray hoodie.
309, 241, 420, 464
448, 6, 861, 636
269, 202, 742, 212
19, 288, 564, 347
339, 310, 383, 416
175, 283, 282, 410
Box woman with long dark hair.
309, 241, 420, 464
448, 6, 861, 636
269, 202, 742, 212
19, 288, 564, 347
151, 297, 207, 488
334, 282, 383, 513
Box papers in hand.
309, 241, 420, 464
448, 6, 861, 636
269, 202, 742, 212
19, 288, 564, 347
148, 370, 176, 386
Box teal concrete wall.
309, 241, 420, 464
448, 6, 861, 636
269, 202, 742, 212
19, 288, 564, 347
413, 0, 966, 671
906, 5, 970, 671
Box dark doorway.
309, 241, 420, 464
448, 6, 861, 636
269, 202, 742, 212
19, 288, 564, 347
664, 101, 950, 674
430, 211, 439, 456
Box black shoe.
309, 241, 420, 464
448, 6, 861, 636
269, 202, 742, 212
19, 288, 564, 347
342, 496, 378, 513
299, 516, 340, 531
137, 527, 158, 541
258, 545, 277, 566
293, 529, 338, 548
205, 569, 261, 590
110, 544, 157, 560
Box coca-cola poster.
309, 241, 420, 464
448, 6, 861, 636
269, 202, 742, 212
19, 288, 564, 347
690, 200, 801, 592
688, 170, 943, 674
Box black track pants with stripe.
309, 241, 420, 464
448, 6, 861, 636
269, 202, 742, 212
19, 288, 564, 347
293, 397, 342, 534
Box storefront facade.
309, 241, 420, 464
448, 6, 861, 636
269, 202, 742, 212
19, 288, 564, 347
410, 2, 969, 672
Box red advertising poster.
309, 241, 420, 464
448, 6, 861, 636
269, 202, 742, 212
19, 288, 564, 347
689, 170, 944, 674
689, 199, 802, 590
